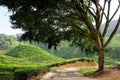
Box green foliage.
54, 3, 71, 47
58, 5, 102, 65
6, 44, 65, 64
66, 58, 94, 62
0, 43, 95, 80
0, 72, 14, 80
0, 44, 64, 80
103, 34, 120, 66
6, 44, 41, 58
32, 41, 96, 59
14, 65, 49, 80
0, 54, 31, 65
104, 56, 120, 67
0, 34, 19, 50
107, 47, 120, 61
0, 0, 95, 52
79, 68, 97, 75
108, 34, 120, 47
1, 0, 119, 71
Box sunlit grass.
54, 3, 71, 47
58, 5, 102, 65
79, 68, 97, 75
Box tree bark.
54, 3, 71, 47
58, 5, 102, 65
98, 48, 104, 71
96, 35, 104, 71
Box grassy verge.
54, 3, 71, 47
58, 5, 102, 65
79, 68, 97, 76
0, 57, 94, 80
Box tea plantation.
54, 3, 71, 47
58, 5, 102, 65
0, 44, 92, 80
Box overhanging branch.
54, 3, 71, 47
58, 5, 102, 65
76, 3, 97, 39
102, 0, 112, 38
56, 13, 93, 41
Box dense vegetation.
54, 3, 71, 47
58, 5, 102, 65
0, 34, 19, 50
0, 33, 120, 80
32, 34, 120, 54
0, 34, 119, 80
32, 34, 120, 67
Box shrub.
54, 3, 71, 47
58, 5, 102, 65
14, 65, 49, 80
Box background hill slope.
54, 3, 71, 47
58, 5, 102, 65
101, 20, 120, 36
5, 44, 65, 64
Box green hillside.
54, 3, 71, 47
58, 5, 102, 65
0, 44, 65, 80
0, 54, 32, 68
5, 44, 65, 64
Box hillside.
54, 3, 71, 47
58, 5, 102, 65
5, 44, 65, 64
0, 44, 93, 80
108, 34, 120, 47
0, 54, 31, 66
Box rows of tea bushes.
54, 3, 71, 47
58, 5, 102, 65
0, 44, 94, 80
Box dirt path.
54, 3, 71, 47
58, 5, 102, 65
28, 61, 98, 80
28, 62, 120, 80
40, 68, 97, 80
93, 67, 120, 80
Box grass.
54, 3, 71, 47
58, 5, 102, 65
1, 43, 119, 80
0, 44, 65, 80
79, 68, 97, 75
0, 72, 14, 80
5, 44, 65, 64
0, 54, 31, 65
0, 34, 120, 80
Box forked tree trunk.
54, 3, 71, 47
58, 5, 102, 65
98, 48, 104, 71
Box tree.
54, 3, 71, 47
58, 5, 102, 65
0, 34, 18, 50
0, 0, 120, 71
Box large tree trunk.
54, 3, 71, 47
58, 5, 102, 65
96, 35, 105, 71
98, 48, 104, 71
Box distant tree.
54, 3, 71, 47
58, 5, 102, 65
0, 34, 18, 50
31, 41, 93, 59
0, 0, 120, 71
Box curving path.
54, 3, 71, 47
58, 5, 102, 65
40, 68, 97, 80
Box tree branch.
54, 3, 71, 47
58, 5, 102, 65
88, 9, 96, 19
56, 13, 93, 41
95, 2, 101, 31
76, 4, 97, 39
102, 0, 112, 38
107, 0, 111, 20
102, 21, 110, 38
99, 0, 107, 25
109, 1, 120, 21
89, 7, 96, 14
104, 16, 120, 48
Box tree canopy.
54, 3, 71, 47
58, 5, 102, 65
0, 0, 93, 48
0, 0, 120, 71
